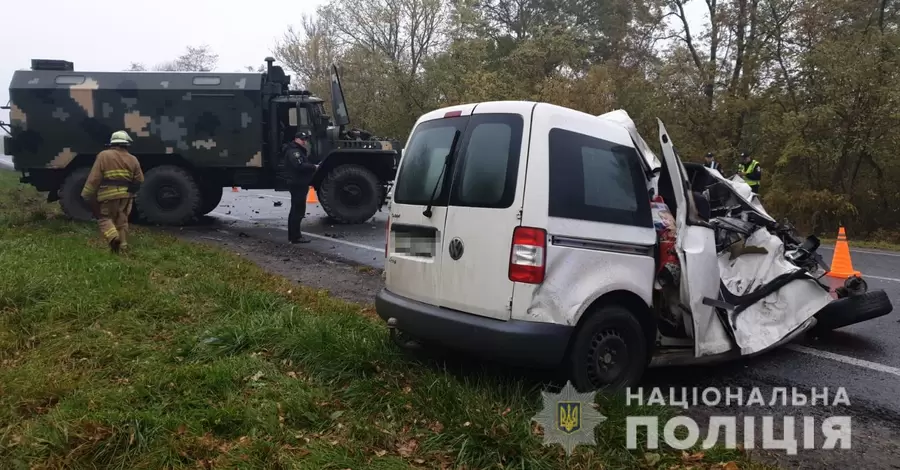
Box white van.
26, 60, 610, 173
375, 101, 892, 391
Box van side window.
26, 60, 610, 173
451, 114, 524, 208
548, 128, 652, 228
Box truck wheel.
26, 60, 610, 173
135, 165, 201, 225
568, 305, 648, 393
812, 290, 893, 333
197, 184, 224, 216
319, 164, 382, 224
58, 167, 93, 222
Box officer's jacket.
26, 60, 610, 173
282, 141, 317, 184
81, 147, 145, 202
738, 160, 762, 185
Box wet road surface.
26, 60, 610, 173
208, 187, 900, 425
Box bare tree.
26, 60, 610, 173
154, 45, 219, 72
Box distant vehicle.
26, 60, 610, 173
2, 58, 400, 225
375, 102, 893, 392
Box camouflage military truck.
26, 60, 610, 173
1, 58, 400, 225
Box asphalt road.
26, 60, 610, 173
4, 156, 900, 459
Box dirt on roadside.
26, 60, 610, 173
169, 224, 384, 307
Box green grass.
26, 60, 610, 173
0, 171, 763, 469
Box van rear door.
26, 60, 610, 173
436, 102, 533, 320
385, 105, 476, 305
386, 102, 533, 321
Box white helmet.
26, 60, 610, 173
109, 130, 133, 146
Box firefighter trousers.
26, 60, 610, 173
97, 198, 133, 248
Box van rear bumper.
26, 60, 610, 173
375, 288, 574, 368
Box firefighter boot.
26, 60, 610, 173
109, 237, 122, 254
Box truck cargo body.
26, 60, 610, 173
7, 69, 267, 190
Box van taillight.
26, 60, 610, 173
508, 226, 547, 284
444, 110, 462, 118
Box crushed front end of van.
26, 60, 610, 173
670, 166, 893, 360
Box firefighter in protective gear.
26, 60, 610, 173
737, 151, 761, 194
81, 130, 145, 253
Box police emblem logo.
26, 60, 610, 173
557, 402, 581, 434
532, 381, 607, 455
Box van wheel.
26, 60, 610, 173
319, 164, 382, 224
569, 305, 648, 393
135, 165, 201, 225
58, 167, 93, 222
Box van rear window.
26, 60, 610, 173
393, 117, 465, 206
548, 128, 652, 228
393, 113, 524, 208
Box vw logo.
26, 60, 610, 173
448, 237, 464, 260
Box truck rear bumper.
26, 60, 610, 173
375, 288, 574, 368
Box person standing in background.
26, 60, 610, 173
704, 152, 722, 172
737, 151, 762, 193
282, 131, 318, 243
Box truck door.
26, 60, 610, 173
656, 119, 728, 357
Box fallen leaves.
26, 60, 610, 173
682, 451, 705, 462
397, 438, 419, 457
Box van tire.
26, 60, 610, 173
58, 167, 94, 222
811, 290, 893, 333
135, 165, 201, 225
319, 164, 382, 224
569, 305, 648, 393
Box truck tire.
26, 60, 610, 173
58, 167, 93, 222
319, 164, 382, 224
812, 290, 893, 332
568, 305, 649, 393
135, 165, 201, 225
197, 184, 224, 216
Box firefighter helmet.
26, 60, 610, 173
109, 130, 133, 146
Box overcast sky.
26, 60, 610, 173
0, 0, 706, 126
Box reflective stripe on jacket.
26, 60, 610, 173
81, 148, 145, 202
738, 160, 761, 186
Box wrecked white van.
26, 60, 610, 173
375, 101, 893, 392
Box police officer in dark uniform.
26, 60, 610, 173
703, 152, 722, 172
283, 131, 318, 243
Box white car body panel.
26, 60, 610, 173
514, 103, 656, 325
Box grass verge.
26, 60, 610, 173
0, 171, 765, 469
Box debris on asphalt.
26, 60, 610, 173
274, 201, 283, 207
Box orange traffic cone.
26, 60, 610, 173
826, 227, 861, 279
306, 188, 318, 203
232, 187, 239, 192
